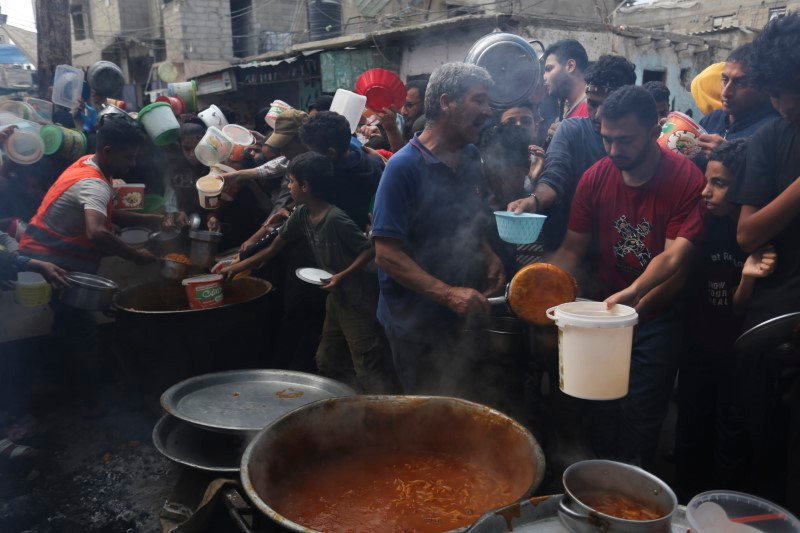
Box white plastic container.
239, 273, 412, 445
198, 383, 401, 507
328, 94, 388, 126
547, 301, 638, 400
0, 100, 36, 120
265, 100, 291, 128
137, 102, 180, 146
196, 175, 225, 209
222, 124, 254, 162
52, 64, 85, 109
3, 124, 44, 165
194, 126, 234, 167
198, 104, 229, 129
330, 89, 367, 133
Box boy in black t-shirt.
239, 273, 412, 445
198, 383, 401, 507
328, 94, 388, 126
223, 152, 396, 393
675, 140, 777, 498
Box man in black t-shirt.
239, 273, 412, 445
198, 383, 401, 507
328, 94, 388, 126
724, 12, 800, 513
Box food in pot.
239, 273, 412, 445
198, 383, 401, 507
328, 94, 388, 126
579, 492, 664, 521
271, 450, 515, 533
163, 253, 192, 265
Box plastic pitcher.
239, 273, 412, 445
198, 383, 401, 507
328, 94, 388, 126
330, 89, 367, 133
194, 126, 234, 167
52, 65, 85, 109
547, 301, 638, 400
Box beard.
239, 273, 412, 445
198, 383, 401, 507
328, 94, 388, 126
610, 146, 649, 172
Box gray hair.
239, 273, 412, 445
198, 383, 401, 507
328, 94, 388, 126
424, 62, 493, 123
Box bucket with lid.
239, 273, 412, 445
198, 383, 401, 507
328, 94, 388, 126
330, 89, 366, 133
547, 301, 638, 400
222, 124, 254, 162
168, 81, 198, 113
196, 175, 224, 209
52, 64, 84, 109
15, 271, 52, 307
194, 126, 234, 167
198, 104, 229, 129
138, 102, 180, 146
40, 124, 87, 161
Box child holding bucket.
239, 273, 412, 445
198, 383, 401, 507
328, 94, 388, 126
674, 139, 777, 497
222, 152, 397, 393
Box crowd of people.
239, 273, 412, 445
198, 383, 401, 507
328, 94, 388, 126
1, 11, 798, 512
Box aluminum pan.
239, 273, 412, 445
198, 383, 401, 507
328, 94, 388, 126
152, 414, 244, 473
161, 369, 356, 434
467, 495, 690, 532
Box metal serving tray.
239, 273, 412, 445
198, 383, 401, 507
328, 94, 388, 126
160, 369, 357, 433
152, 414, 244, 473
467, 494, 690, 532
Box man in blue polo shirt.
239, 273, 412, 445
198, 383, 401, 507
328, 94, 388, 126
372, 62, 504, 394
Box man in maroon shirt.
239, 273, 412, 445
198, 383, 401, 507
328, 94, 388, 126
551, 85, 705, 467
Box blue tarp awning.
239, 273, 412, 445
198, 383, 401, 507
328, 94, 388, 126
0, 44, 32, 65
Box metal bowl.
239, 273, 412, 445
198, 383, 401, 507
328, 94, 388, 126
60, 272, 119, 311
465, 32, 541, 108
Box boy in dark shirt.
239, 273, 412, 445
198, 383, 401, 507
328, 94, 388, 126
675, 140, 777, 498
223, 152, 395, 393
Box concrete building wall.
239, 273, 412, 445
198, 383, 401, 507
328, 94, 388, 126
162, 0, 234, 62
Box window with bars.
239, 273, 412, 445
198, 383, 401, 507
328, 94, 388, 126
768, 6, 787, 22
70, 4, 89, 41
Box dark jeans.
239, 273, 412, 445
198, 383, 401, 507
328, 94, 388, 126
587, 311, 680, 469
675, 346, 751, 497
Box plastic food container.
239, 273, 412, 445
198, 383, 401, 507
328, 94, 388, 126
330, 89, 367, 134
196, 175, 224, 209
15, 271, 52, 307
182, 274, 224, 310
40, 124, 88, 161
113, 183, 146, 210
87, 60, 124, 97
138, 102, 180, 146
0, 100, 35, 120
265, 100, 291, 128
494, 211, 547, 244
194, 126, 234, 167
4, 127, 44, 164
221, 124, 254, 162
547, 301, 638, 400
198, 104, 229, 129
167, 81, 197, 113
52, 64, 85, 109
687, 490, 800, 533
25, 98, 54, 123
355, 68, 406, 113
658, 111, 707, 159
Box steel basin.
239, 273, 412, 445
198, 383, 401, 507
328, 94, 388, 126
559, 460, 677, 533
60, 272, 119, 311
241, 395, 546, 532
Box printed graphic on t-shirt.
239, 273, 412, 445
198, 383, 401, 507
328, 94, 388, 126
613, 214, 652, 267
706, 251, 744, 307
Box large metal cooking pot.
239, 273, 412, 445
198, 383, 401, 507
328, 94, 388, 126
558, 460, 677, 533
60, 272, 119, 311
465, 32, 542, 108
485, 315, 527, 357
241, 395, 546, 532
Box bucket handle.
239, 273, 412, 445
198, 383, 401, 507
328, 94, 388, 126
545, 306, 557, 321
558, 496, 610, 532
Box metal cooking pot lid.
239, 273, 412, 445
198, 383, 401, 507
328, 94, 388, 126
465, 32, 541, 108
65, 272, 119, 290
735, 311, 800, 355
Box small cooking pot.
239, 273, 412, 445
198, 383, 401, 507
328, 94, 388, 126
60, 272, 119, 311
159, 258, 191, 280
558, 460, 677, 533
485, 315, 528, 357
149, 227, 182, 256
189, 230, 223, 269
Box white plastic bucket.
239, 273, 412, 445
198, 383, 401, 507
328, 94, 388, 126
138, 102, 180, 146
194, 126, 234, 167
52, 64, 84, 109
330, 89, 367, 133
198, 104, 229, 129
547, 301, 639, 400
196, 175, 224, 209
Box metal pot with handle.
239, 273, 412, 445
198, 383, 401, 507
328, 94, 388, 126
465, 32, 542, 108
60, 272, 119, 311
488, 263, 578, 325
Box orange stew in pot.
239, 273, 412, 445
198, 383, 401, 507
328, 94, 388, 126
580, 493, 663, 521
271, 450, 516, 533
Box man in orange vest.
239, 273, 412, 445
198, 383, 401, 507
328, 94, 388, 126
19, 118, 159, 409
20, 119, 159, 271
